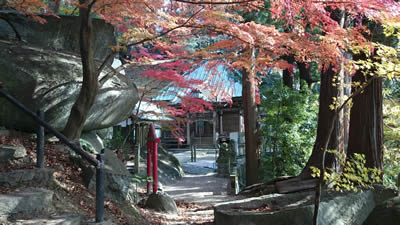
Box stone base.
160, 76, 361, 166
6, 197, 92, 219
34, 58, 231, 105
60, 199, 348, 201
214, 189, 375, 225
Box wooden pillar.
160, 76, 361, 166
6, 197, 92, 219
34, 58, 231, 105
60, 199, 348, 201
239, 110, 244, 144
219, 110, 223, 135
213, 111, 217, 145
138, 124, 142, 146
186, 115, 191, 145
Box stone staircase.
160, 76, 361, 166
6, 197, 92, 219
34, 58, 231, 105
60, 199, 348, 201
0, 144, 82, 225
0, 188, 82, 225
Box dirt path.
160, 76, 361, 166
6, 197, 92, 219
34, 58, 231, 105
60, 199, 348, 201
142, 150, 243, 224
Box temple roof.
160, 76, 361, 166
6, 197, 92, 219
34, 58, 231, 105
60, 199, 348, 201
153, 64, 242, 103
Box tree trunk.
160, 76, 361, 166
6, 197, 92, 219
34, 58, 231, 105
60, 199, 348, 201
298, 62, 313, 89
282, 55, 294, 89
63, 1, 98, 142
299, 65, 343, 178
347, 53, 383, 170
301, 9, 347, 178
243, 48, 261, 186
282, 69, 293, 89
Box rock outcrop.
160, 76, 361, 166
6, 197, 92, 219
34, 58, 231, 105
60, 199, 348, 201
214, 189, 375, 225
0, 40, 138, 132
0, 12, 137, 133
139, 146, 184, 185
0, 11, 114, 60
363, 185, 399, 225
69, 147, 137, 203
80, 131, 105, 153
157, 147, 185, 184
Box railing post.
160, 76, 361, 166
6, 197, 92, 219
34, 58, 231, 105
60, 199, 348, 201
134, 143, 141, 174
194, 145, 197, 162
191, 144, 194, 162
36, 110, 44, 168
95, 149, 105, 223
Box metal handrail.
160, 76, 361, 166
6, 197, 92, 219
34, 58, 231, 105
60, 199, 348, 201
0, 85, 104, 222
0, 87, 99, 166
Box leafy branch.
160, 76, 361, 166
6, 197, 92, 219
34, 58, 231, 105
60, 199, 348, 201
174, 0, 258, 5
311, 151, 382, 192
96, 7, 205, 80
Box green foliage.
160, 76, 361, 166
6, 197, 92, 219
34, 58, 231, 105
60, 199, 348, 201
311, 152, 382, 192
382, 87, 400, 188
131, 174, 152, 184
259, 79, 318, 181
105, 129, 125, 150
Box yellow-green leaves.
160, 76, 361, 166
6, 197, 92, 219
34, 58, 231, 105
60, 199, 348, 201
311, 152, 382, 192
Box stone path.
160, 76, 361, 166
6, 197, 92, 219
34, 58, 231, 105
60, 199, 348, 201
164, 149, 242, 205
141, 149, 242, 224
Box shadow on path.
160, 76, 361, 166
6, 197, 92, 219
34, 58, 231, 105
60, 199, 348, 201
164, 150, 242, 206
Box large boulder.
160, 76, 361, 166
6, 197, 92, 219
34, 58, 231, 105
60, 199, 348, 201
145, 192, 178, 215
69, 148, 137, 203
96, 127, 113, 144
80, 131, 105, 153
364, 196, 400, 225
0, 40, 138, 132
214, 189, 375, 225
363, 185, 399, 225
139, 146, 184, 184
0, 11, 115, 60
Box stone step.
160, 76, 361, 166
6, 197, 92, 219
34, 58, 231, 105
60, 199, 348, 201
0, 188, 54, 220
0, 144, 31, 168
11, 213, 81, 225
0, 168, 55, 188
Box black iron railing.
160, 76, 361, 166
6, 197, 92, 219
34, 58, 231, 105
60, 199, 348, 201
0, 84, 104, 222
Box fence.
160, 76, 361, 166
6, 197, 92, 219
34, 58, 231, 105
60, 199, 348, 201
0, 84, 105, 223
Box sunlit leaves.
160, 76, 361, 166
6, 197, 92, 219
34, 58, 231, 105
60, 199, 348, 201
374, 44, 400, 80
311, 152, 382, 192
382, 96, 400, 188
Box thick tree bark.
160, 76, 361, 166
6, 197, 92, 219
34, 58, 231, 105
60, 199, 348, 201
299, 65, 343, 178
298, 62, 313, 89
300, 9, 347, 180
63, 1, 98, 142
347, 53, 383, 170
243, 48, 261, 186
282, 69, 293, 89
282, 55, 294, 89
